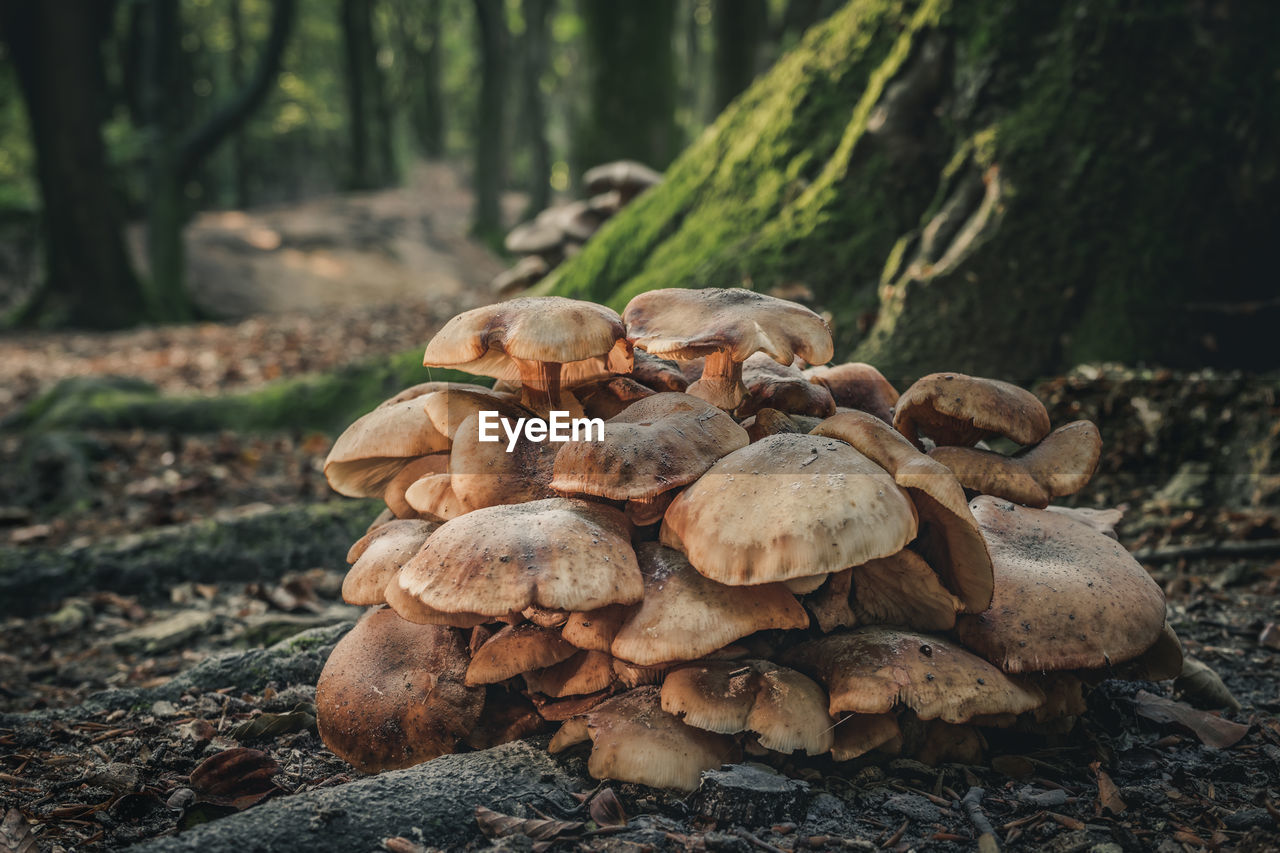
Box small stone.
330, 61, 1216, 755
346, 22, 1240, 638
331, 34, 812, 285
151, 700, 179, 717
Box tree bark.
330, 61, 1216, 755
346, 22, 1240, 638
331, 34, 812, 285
520, 0, 553, 216
228, 0, 251, 208
574, 0, 680, 174
712, 0, 767, 113
545, 0, 1280, 381
471, 0, 509, 240
0, 0, 146, 329
342, 0, 375, 189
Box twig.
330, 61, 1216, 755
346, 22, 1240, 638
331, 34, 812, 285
1132, 539, 1280, 563
880, 818, 908, 848
961, 787, 1000, 853
734, 827, 787, 853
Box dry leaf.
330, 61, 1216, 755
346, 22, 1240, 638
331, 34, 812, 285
0, 808, 37, 853
189, 747, 282, 809
230, 705, 317, 743
1176, 657, 1241, 711
1134, 689, 1250, 748
1090, 761, 1127, 815
474, 805, 582, 842
382, 837, 427, 853
1259, 622, 1280, 650
588, 787, 627, 827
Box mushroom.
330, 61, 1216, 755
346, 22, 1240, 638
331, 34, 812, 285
803, 362, 900, 423
955, 496, 1167, 673
315, 608, 483, 773
582, 160, 663, 203
661, 434, 918, 586
893, 372, 1051, 449
853, 550, 964, 631
342, 518, 438, 606
831, 713, 902, 760
623, 288, 833, 410
735, 353, 837, 419
523, 650, 616, 698
322, 398, 451, 498
465, 623, 579, 685
382, 455, 448, 519
421, 297, 633, 413
492, 255, 550, 298
449, 411, 558, 511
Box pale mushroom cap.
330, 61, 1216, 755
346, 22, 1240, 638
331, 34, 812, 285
421, 387, 531, 443
421, 296, 631, 380
315, 608, 483, 773
583, 160, 662, 195
782, 627, 1045, 723
398, 498, 643, 616
404, 472, 471, 523
893, 373, 1051, 447
661, 434, 918, 585
384, 454, 448, 519
561, 604, 634, 652
806, 569, 858, 633
465, 623, 578, 685
492, 255, 551, 297
323, 399, 451, 497
384, 578, 491, 628
804, 363, 899, 423
583, 686, 736, 791
505, 218, 565, 255
611, 543, 809, 666
623, 288, 834, 366
661, 659, 835, 755
342, 519, 439, 606
853, 550, 964, 631
551, 393, 749, 501
450, 411, 558, 510
736, 353, 837, 419
955, 496, 1168, 673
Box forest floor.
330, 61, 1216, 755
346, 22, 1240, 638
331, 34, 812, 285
0, 174, 1278, 850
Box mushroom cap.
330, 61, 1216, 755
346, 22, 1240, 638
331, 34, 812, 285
383, 454, 449, 519
574, 376, 655, 420
561, 604, 634, 652
315, 608, 483, 773
623, 288, 834, 367
581, 686, 736, 791
323, 399, 451, 497
524, 650, 617, 697
736, 353, 837, 419
811, 410, 994, 612
831, 713, 902, 761
661, 434, 918, 585
806, 569, 858, 633
403, 472, 470, 523
929, 444, 1050, 507
955, 496, 1168, 673
583, 160, 662, 195
551, 393, 749, 501
611, 543, 808, 666
421, 387, 533, 443
398, 498, 643, 617
853, 550, 964, 631
893, 373, 1051, 448
782, 627, 1044, 723
449, 412, 558, 510
505, 218, 565, 255
342, 519, 439, 606
492, 254, 550, 297
422, 297, 632, 382
804, 363, 899, 423
465, 623, 579, 685
629, 350, 689, 392
661, 659, 835, 755
383, 577, 492, 628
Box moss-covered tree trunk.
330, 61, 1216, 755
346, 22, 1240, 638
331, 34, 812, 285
544, 0, 1280, 383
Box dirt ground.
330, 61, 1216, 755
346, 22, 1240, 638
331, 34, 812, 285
0, 173, 1277, 851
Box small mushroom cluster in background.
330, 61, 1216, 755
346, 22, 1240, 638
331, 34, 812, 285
491, 161, 662, 297
315, 287, 1182, 790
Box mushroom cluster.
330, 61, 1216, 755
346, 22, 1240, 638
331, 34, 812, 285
492, 160, 662, 296
315, 288, 1179, 789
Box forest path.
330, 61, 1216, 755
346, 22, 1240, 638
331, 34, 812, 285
0, 162, 515, 418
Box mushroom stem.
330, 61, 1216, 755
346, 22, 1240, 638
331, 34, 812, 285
688, 350, 745, 411
514, 359, 564, 413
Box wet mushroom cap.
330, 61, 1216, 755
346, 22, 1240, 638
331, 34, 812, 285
893, 372, 1051, 448
315, 608, 483, 773
550, 392, 749, 501
397, 498, 643, 617
662, 434, 918, 585
955, 496, 1168, 673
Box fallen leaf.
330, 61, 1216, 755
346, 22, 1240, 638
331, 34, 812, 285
189, 747, 282, 809
588, 787, 627, 827
0, 808, 37, 853
475, 805, 582, 842
1259, 622, 1280, 650
1175, 657, 1241, 711
382, 837, 426, 853
1135, 690, 1250, 749
230, 705, 317, 743
1090, 761, 1127, 815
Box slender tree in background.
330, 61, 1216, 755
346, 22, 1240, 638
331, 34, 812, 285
227, 0, 251, 208
574, 0, 680, 175
0, 0, 145, 329
520, 0, 553, 216
712, 0, 767, 113
471, 0, 508, 240
390, 0, 446, 159
342, 0, 394, 189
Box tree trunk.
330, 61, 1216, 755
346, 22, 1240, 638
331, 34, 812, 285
521, 0, 552, 216
0, 0, 147, 329
545, 0, 1280, 382
712, 0, 767, 113
228, 0, 251, 208
471, 0, 508, 240
342, 0, 375, 190
574, 0, 680, 174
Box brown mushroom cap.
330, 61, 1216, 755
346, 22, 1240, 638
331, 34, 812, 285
421, 297, 633, 412
804, 363, 900, 424
811, 410, 994, 612
624, 288, 834, 410
580, 686, 737, 791
806, 569, 858, 633
735, 353, 837, 419
783, 627, 1045, 723
524, 650, 616, 697
342, 519, 439, 606
315, 608, 483, 773
449, 412, 558, 510
323, 399, 451, 498
562, 604, 634, 652
955, 496, 1168, 673
929, 444, 1050, 507
420, 387, 534, 443
611, 543, 808, 666
629, 350, 689, 393
465, 623, 579, 685
383, 455, 448, 519
574, 376, 656, 420
551, 393, 748, 501
662, 434, 918, 586
853, 550, 964, 631
661, 659, 835, 755
893, 373, 1051, 448
831, 713, 902, 760
404, 472, 471, 523
397, 498, 643, 618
